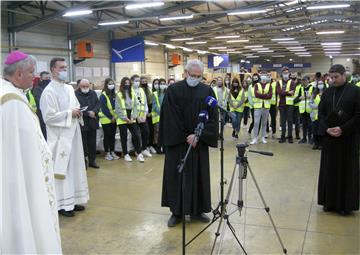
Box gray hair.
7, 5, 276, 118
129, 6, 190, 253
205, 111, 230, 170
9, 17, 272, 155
185, 59, 204, 73
3, 55, 36, 76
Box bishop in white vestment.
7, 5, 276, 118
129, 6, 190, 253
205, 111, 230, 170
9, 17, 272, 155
40, 58, 89, 216
1, 51, 62, 254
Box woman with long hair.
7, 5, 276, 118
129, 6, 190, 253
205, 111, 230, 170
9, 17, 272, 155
229, 78, 245, 139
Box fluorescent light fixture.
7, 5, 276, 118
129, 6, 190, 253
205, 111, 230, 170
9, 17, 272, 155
287, 47, 305, 49
228, 51, 243, 54
323, 48, 342, 51
215, 35, 240, 39
125, 2, 164, 10
98, 20, 129, 26
170, 38, 193, 41
181, 47, 193, 52
316, 31, 345, 35
226, 39, 249, 43
329, 55, 333, 59
219, 49, 235, 52
63, 10, 92, 17
228, 9, 267, 15
271, 38, 295, 41
246, 55, 260, 58
324, 52, 341, 54
289, 49, 307, 52
209, 46, 227, 49
145, 41, 159, 46
277, 41, 299, 44
289, 58, 293, 61
307, 4, 350, 10
244, 45, 263, 48
298, 55, 312, 57
160, 14, 193, 21
273, 55, 285, 57
285, 0, 299, 6
186, 41, 207, 45
240, 59, 246, 63
321, 42, 342, 46
258, 50, 274, 53
197, 50, 207, 54
251, 48, 269, 51
163, 43, 176, 49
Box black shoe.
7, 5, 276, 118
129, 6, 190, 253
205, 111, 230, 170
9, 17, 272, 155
232, 130, 235, 138
288, 137, 294, 143
234, 133, 239, 139
312, 145, 319, 150
190, 213, 210, 223
296, 135, 301, 140
167, 214, 181, 227
89, 162, 100, 168
340, 210, 350, 216
74, 205, 85, 211
298, 139, 307, 144
318, 146, 322, 150
58, 209, 75, 217
279, 137, 286, 143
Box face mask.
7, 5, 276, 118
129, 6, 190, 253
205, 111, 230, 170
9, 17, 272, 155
225, 80, 230, 84
217, 81, 223, 87
233, 83, 239, 87
141, 82, 147, 86
253, 77, 259, 82
282, 74, 289, 81
260, 75, 267, 82
133, 81, 140, 88
160, 84, 167, 90
81, 88, 90, 94
58, 71, 68, 81
247, 79, 252, 84
186, 76, 201, 87
318, 84, 324, 90
108, 84, 115, 90
154, 84, 160, 90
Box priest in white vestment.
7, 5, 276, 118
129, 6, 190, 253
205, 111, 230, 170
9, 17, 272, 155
1, 51, 62, 254
40, 57, 89, 217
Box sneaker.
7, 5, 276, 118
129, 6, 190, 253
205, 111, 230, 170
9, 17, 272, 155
142, 149, 152, 157
110, 152, 119, 160
137, 153, 145, 163
261, 137, 267, 144
250, 138, 258, 145
104, 152, 113, 161
149, 146, 157, 154
124, 154, 132, 162
168, 214, 181, 227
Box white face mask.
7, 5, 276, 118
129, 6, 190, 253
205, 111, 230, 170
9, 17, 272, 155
318, 84, 324, 90
260, 75, 267, 82
133, 81, 140, 88
186, 76, 201, 87
282, 74, 289, 81
160, 84, 167, 90
108, 84, 115, 90
58, 70, 68, 81
154, 84, 160, 90
81, 88, 90, 94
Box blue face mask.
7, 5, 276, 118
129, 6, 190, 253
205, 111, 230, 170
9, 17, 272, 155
58, 71, 68, 81
186, 76, 201, 87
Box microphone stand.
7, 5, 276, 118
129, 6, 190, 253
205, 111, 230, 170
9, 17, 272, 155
177, 122, 205, 255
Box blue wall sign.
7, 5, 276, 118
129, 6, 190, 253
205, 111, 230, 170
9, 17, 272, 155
111, 36, 145, 63
208, 54, 229, 68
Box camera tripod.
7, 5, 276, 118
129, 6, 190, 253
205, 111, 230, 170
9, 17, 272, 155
209, 144, 287, 255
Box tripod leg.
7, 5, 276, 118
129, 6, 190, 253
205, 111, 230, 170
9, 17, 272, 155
237, 163, 244, 216
247, 164, 288, 254
226, 220, 247, 255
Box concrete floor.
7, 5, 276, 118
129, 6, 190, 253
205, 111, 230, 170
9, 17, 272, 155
59, 126, 359, 254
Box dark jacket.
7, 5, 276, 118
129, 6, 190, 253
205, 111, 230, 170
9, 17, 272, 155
75, 89, 101, 131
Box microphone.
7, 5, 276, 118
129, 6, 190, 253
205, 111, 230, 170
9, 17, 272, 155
195, 110, 209, 137
205, 96, 235, 119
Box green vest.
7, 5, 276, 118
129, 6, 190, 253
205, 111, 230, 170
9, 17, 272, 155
298, 86, 313, 114
135, 88, 147, 118
116, 90, 135, 125
270, 81, 277, 105
99, 92, 116, 124
279, 80, 294, 105
356, 81, 360, 87
311, 94, 321, 121
294, 84, 302, 107
213, 87, 229, 108
26, 90, 37, 113
151, 91, 160, 124
253, 83, 271, 109
229, 90, 244, 112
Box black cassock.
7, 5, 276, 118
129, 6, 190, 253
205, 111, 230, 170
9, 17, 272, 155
160, 79, 218, 216
318, 83, 360, 212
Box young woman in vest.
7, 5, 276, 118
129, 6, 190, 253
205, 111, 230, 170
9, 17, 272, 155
131, 74, 152, 158
247, 74, 259, 137
310, 81, 326, 150
152, 78, 167, 153
229, 78, 245, 139
213, 77, 230, 131
114, 77, 144, 162
250, 72, 273, 144
99, 78, 120, 161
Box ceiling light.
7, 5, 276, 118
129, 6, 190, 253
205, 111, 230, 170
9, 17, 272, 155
329, 55, 333, 59
247, 56, 260, 58
63, 10, 92, 17
197, 50, 207, 54
219, 49, 235, 51
287, 47, 305, 49
244, 45, 263, 48
289, 49, 307, 52
163, 44, 176, 49
215, 35, 240, 39
145, 41, 159, 46
321, 42, 342, 46
226, 39, 249, 43
271, 38, 295, 41
277, 41, 300, 44
307, 4, 350, 10
298, 55, 312, 57
125, 2, 164, 10
240, 59, 245, 63
186, 41, 207, 45
324, 52, 341, 54
98, 20, 129, 26
228, 9, 267, 15
160, 14, 193, 21
228, 51, 243, 54
258, 50, 274, 53
246, 60, 251, 63
289, 58, 293, 61
209, 46, 227, 49
316, 31, 345, 35
323, 48, 342, 51
181, 47, 193, 52
346, 58, 351, 62
170, 38, 193, 41
273, 55, 285, 57
251, 48, 269, 51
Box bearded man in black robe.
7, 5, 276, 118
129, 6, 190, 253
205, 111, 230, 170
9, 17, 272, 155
160, 59, 218, 227
318, 64, 360, 215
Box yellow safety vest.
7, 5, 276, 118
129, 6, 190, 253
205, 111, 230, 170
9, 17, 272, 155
99, 92, 116, 125
135, 88, 147, 118
311, 94, 321, 121
26, 90, 37, 113
294, 84, 302, 107
116, 90, 135, 125
356, 81, 360, 87
213, 87, 229, 108
229, 89, 244, 112
270, 81, 277, 106
151, 91, 160, 124
299, 86, 313, 114
252, 83, 271, 109
279, 80, 294, 105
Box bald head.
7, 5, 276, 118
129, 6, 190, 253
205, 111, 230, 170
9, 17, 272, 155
79, 79, 91, 93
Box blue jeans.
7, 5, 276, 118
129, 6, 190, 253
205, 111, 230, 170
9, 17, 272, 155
231, 112, 243, 133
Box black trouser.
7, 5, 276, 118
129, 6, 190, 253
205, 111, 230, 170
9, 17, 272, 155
248, 108, 255, 134
118, 123, 141, 154
102, 123, 116, 152
147, 116, 155, 146
137, 122, 149, 151
312, 120, 322, 147
81, 129, 97, 163
269, 104, 277, 134
293, 106, 300, 137
243, 106, 250, 125
279, 105, 294, 138
300, 112, 312, 141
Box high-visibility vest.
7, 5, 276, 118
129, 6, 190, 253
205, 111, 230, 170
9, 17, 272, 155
356, 81, 360, 87
294, 84, 302, 107
26, 90, 37, 113
229, 89, 244, 112
135, 88, 147, 118
247, 86, 255, 109
213, 87, 229, 108
270, 81, 277, 105
116, 90, 135, 125
311, 94, 321, 121
298, 86, 313, 114
252, 83, 271, 109
98, 92, 116, 124
279, 80, 294, 105
151, 91, 160, 124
